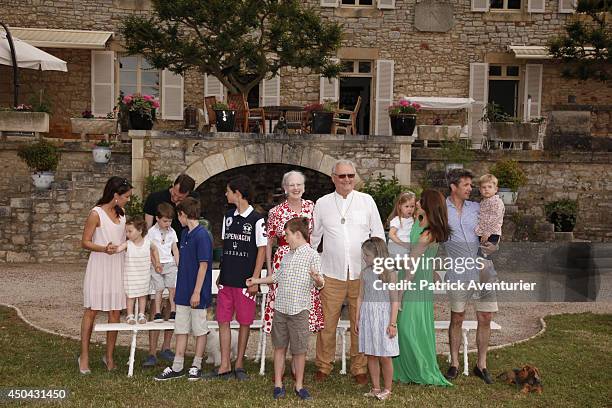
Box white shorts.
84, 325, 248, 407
174, 305, 209, 337
448, 288, 498, 313
150, 263, 178, 291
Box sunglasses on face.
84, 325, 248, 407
335, 173, 356, 179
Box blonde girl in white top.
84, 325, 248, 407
387, 192, 416, 257
117, 217, 161, 324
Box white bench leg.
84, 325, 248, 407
462, 329, 469, 376
128, 330, 137, 377
259, 332, 267, 376
254, 330, 262, 363
339, 328, 347, 375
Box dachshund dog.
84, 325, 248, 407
497, 365, 543, 394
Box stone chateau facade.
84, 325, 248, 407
0, 0, 610, 139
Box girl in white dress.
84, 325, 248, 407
117, 217, 161, 324
387, 192, 416, 257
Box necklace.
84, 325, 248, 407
334, 193, 354, 224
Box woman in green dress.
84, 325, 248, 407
393, 189, 451, 386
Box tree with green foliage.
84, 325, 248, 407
120, 0, 343, 96
548, 0, 611, 81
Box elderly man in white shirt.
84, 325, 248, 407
311, 159, 385, 384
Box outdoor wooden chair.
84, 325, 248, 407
227, 93, 248, 132
285, 110, 308, 134
246, 102, 266, 134
204, 96, 217, 131
333, 96, 362, 136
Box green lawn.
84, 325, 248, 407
0, 307, 610, 407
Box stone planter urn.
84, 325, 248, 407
70, 118, 118, 141
128, 111, 154, 130
418, 125, 462, 146
311, 111, 334, 134
31, 171, 55, 189
0, 111, 49, 139
498, 188, 518, 205
390, 114, 417, 136
92, 146, 111, 164
214, 109, 236, 132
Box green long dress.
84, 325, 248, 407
392, 222, 451, 386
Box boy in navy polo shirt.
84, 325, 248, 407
210, 175, 266, 381
155, 197, 212, 382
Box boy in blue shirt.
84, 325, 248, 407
155, 197, 213, 381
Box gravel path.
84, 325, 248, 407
2, 263, 611, 365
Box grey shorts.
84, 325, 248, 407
448, 288, 498, 313
271, 309, 310, 354
174, 305, 209, 337
150, 263, 178, 291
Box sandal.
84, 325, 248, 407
126, 314, 136, 325
363, 388, 381, 398
376, 389, 392, 401
137, 313, 147, 324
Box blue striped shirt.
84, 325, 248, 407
444, 197, 480, 283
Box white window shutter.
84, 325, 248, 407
320, 0, 338, 7
374, 59, 394, 136
528, 0, 545, 13
377, 0, 395, 9
260, 74, 281, 107
161, 69, 183, 120
524, 64, 543, 120
319, 76, 339, 103
91, 50, 114, 117
559, 0, 576, 13
204, 74, 225, 100
471, 0, 489, 12
469, 62, 488, 145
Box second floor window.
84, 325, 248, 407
341, 0, 374, 6
119, 55, 160, 98
490, 0, 521, 10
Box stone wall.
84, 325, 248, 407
0, 140, 131, 263
411, 148, 612, 242
3, 1, 610, 139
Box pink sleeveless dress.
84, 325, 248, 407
83, 206, 126, 311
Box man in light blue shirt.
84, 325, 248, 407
443, 169, 498, 385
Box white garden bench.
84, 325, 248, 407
94, 268, 269, 377
334, 270, 501, 377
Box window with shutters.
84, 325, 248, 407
118, 55, 160, 99
490, 0, 521, 10
341, 0, 374, 6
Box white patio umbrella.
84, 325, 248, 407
0, 32, 67, 71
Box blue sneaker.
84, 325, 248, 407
159, 349, 175, 363
142, 354, 157, 368
273, 386, 286, 399
295, 388, 312, 400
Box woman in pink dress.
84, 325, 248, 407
264, 171, 324, 372
79, 176, 132, 374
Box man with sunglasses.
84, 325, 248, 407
311, 159, 385, 384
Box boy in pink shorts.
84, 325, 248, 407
209, 175, 266, 381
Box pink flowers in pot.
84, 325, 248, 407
122, 93, 160, 118
388, 99, 421, 115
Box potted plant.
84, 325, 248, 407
359, 174, 421, 224
0, 104, 50, 137
122, 93, 159, 130
545, 199, 577, 233
92, 140, 112, 164
388, 99, 421, 136
489, 159, 528, 205
305, 99, 336, 134
17, 140, 61, 189
481, 103, 539, 148
440, 139, 474, 174
212, 101, 237, 132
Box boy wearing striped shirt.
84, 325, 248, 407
247, 217, 325, 401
